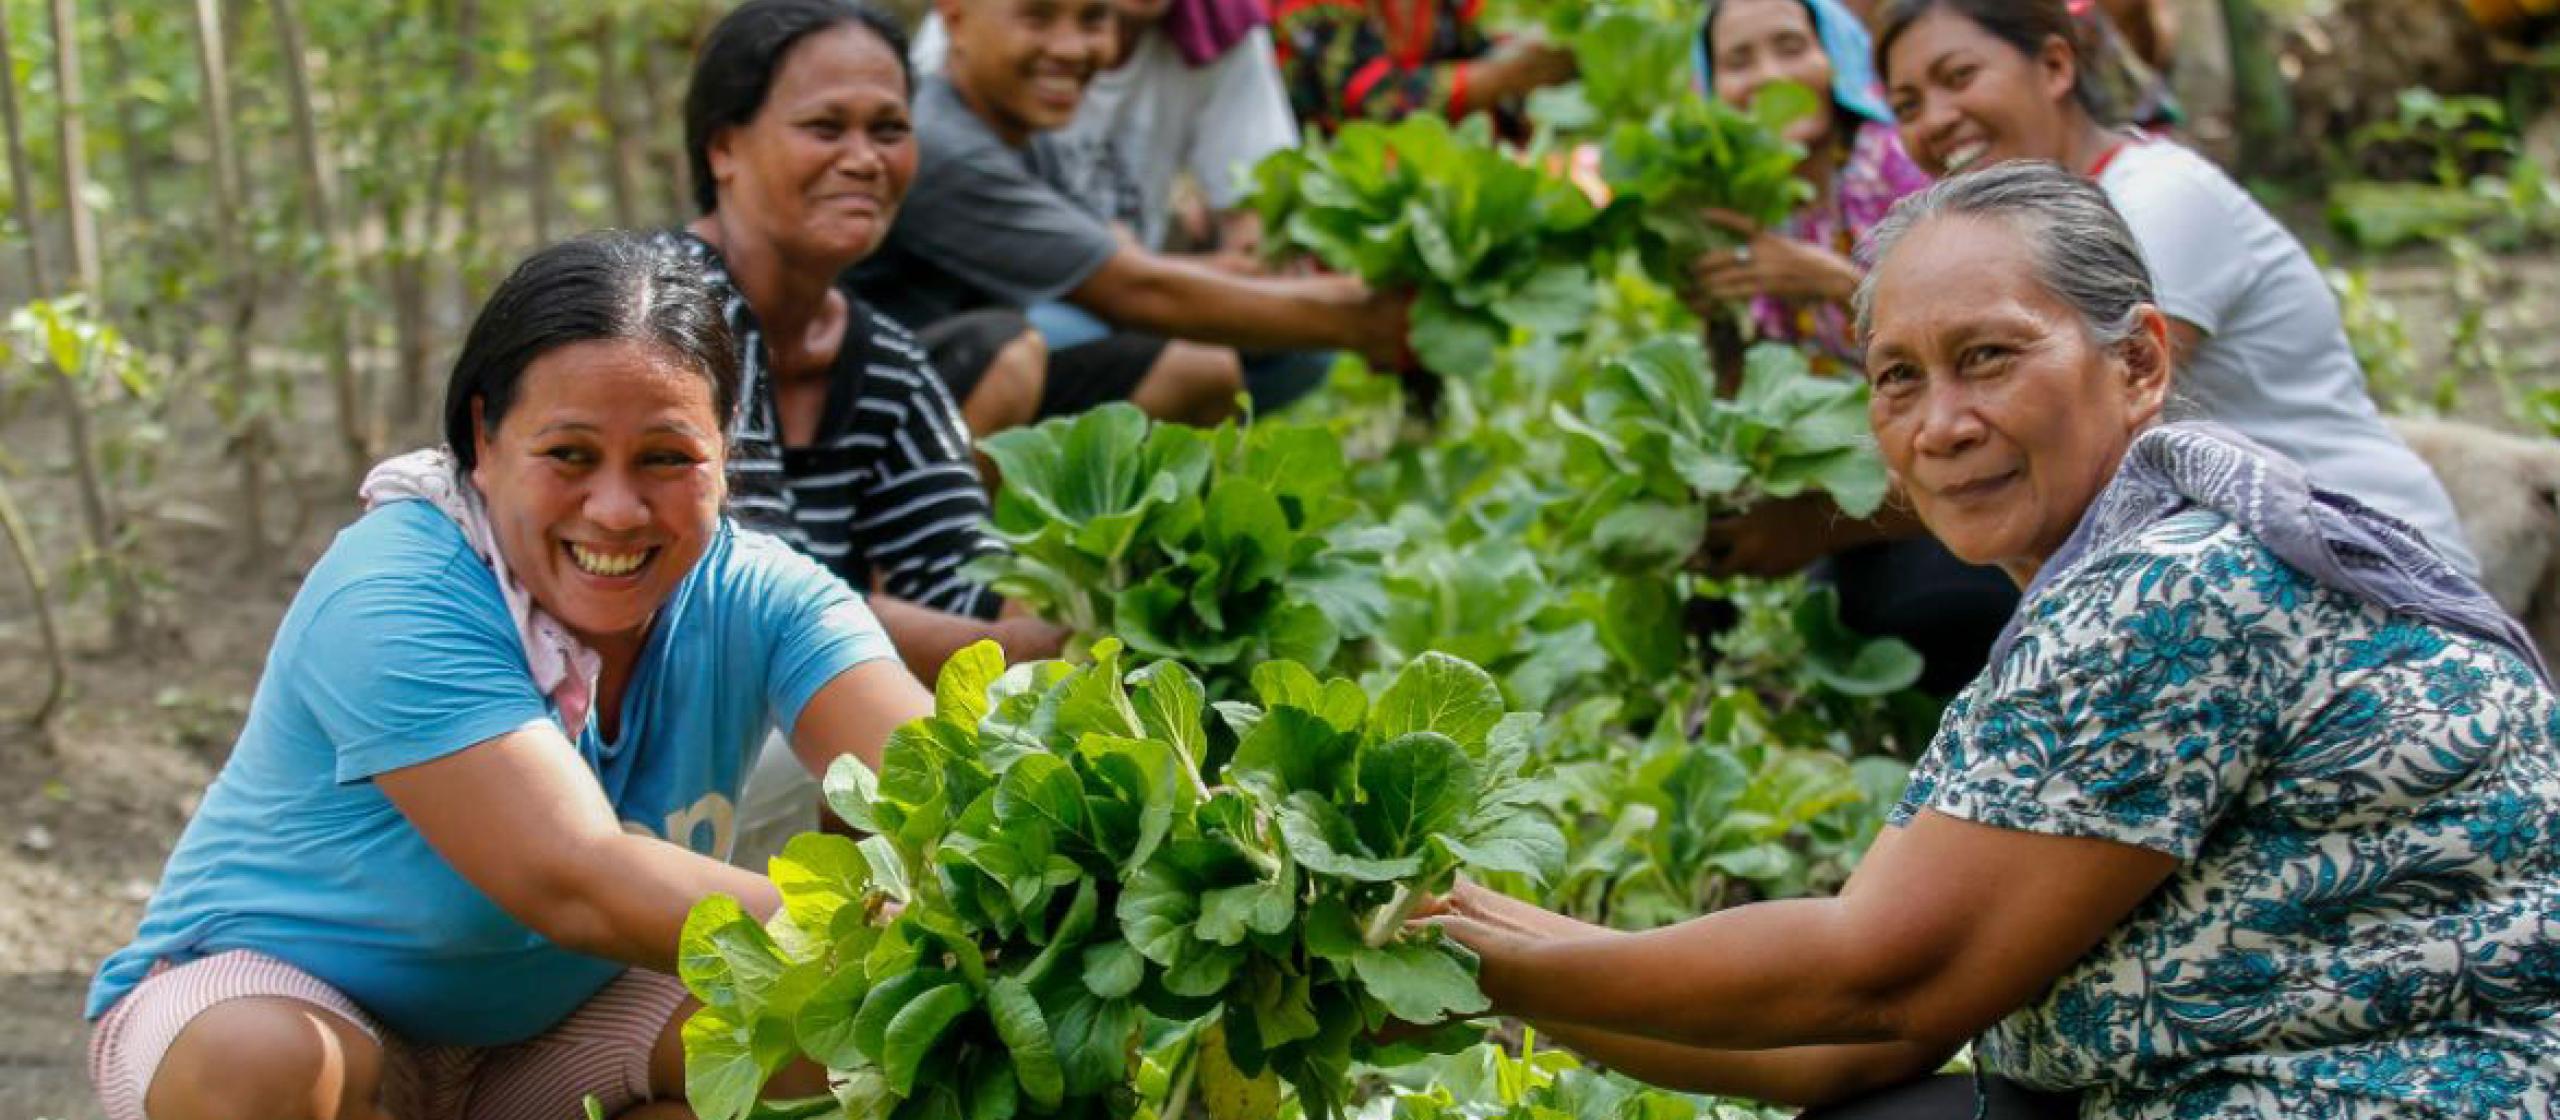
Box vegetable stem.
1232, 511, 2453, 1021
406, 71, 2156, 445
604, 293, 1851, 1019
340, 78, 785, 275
1362, 882, 1427, 949
1159, 1029, 1201, 1120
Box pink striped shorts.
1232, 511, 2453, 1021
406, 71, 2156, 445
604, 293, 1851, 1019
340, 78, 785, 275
88, 949, 690, 1120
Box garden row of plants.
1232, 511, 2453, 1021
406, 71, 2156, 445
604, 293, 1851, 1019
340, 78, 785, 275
672, 7, 1933, 1118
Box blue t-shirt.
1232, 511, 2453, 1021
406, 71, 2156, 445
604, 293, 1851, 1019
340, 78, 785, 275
87, 500, 896, 1046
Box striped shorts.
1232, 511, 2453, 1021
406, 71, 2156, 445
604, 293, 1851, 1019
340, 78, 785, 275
88, 949, 689, 1120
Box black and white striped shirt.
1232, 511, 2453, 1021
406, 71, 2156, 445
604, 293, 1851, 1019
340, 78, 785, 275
661, 230, 1004, 620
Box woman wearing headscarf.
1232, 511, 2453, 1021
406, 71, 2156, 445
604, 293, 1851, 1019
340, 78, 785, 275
1686, 0, 1932, 364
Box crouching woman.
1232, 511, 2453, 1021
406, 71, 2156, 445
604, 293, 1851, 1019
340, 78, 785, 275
1425, 163, 2560, 1119
85, 232, 932, 1120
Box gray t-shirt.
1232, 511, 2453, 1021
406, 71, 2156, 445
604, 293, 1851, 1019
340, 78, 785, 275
913, 19, 1299, 250
2099, 141, 2478, 577
849, 76, 1120, 329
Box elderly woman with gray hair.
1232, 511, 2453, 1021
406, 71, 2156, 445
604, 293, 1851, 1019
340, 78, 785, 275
1422, 162, 2560, 1120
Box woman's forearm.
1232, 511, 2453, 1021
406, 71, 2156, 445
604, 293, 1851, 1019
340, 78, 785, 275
1535, 1022, 1949, 1108
1487, 898, 1919, 1051
1073, 250, 1389, 355
547, 832, 784, 971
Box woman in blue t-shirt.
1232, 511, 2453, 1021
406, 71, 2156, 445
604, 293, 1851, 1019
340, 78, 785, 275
86, 232, 932, 1120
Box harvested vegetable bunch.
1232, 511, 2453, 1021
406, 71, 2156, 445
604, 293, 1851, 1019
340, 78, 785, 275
677, 640, 1567, 1120
1249, 114, 1620, 377
1506, 0, 1707, 132
968, 404, 1391, 692
1600, 85, 1821, 277
1553, 336, 1886, 573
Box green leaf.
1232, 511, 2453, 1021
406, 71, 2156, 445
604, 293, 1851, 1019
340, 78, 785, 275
1041, 978, 1140, 1096
1489, 262, 1595, 335
1369, 653, 1506, 748
680, 895, 790, 1013
1128, 660, 1208, 768
853, 970, 957, 1063
1355, 732, 1478, 859
936, 641, 1006, 729
684, 1004, 771, 1120
1278, 793, 1422, 882
1792, 587, 1925, 697
822, 755, 885, 839
1350, 936, 1491, 1025
1410, 292, 1505, 377
881, 982, 977, 1096
995, 753, 1087, 844
1228, 706, 1357, 802
967, 1063, 1020, 1120
1081, 941, 1146, 1000
1078, 734, 1180, 872
1118, 859, 1208, 966
797, 963, 878, 1067
986, 978, 1067, 1109
1440, 808, 1568, 884
771, 833, 873, 937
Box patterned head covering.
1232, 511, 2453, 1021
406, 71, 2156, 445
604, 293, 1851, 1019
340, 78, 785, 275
1989, 423, 2547, 685
1693, 0, 1894, 125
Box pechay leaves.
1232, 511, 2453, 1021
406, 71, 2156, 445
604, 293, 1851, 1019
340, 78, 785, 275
1250, 114, 1620, 380
969, 406, 1391, 698
678, 642, 1562, 1120
1558, 336, 1886, 575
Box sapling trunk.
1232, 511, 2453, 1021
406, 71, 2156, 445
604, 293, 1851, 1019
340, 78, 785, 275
190, 0, 273, 569
526, 5, 557, 245
593, 15, 643, 229
0, 475, 70, 729
45, 0, 142, 651
268, 0, 374, 479
96, 0, 153, 234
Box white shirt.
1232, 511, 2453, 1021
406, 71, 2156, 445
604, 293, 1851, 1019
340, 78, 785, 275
912, 18, 1299, 250
2100, 140, 2479, 577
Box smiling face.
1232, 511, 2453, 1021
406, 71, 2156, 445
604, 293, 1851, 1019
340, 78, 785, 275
1882, 5, 2081, 177
1708, 0, 1837, 148
706, 23, 916, 272
942, 0, 1116, 143
471, 340, 727, 659
1862, 214, 2168, 583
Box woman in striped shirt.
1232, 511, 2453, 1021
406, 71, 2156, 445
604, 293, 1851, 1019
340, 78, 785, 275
667, 0, 1067, 672
670, 0, 1072, 868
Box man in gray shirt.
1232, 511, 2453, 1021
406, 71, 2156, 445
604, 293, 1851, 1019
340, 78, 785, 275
848, 0, 1408, 430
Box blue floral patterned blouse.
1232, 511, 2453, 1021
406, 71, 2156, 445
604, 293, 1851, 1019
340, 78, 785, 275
1892, 508, 2560, 1119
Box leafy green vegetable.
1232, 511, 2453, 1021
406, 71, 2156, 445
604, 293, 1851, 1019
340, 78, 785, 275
1556, 336, 1886, 573
680, 641, 1564, 1120
1504, 0, 1702, 132
971, 406, 1390, 694
1251, 115, 1623, 376
1600, 85, 1821, 274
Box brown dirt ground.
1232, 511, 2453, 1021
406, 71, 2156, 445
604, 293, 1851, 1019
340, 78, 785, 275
0, 249, 2555, 1120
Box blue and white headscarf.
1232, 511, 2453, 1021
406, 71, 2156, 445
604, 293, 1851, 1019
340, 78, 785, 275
1692, 0, 1893, 125
1989, 422, 2549, 686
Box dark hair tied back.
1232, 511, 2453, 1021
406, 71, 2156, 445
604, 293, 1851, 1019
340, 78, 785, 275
442, 232, 742, 474
1874, 0, 2117, 125
685, 0, 913, 215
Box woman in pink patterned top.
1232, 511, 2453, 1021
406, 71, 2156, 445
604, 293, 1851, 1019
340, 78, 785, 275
1686, 0, 1932, 363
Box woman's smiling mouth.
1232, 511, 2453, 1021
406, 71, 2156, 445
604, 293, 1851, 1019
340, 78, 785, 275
565, 542, 656, 578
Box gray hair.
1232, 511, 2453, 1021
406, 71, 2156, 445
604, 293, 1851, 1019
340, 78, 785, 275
1852, 159, 2155, 348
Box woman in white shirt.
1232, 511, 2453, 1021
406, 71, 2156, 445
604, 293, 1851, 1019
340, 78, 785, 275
1874, 0, 2478, 576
